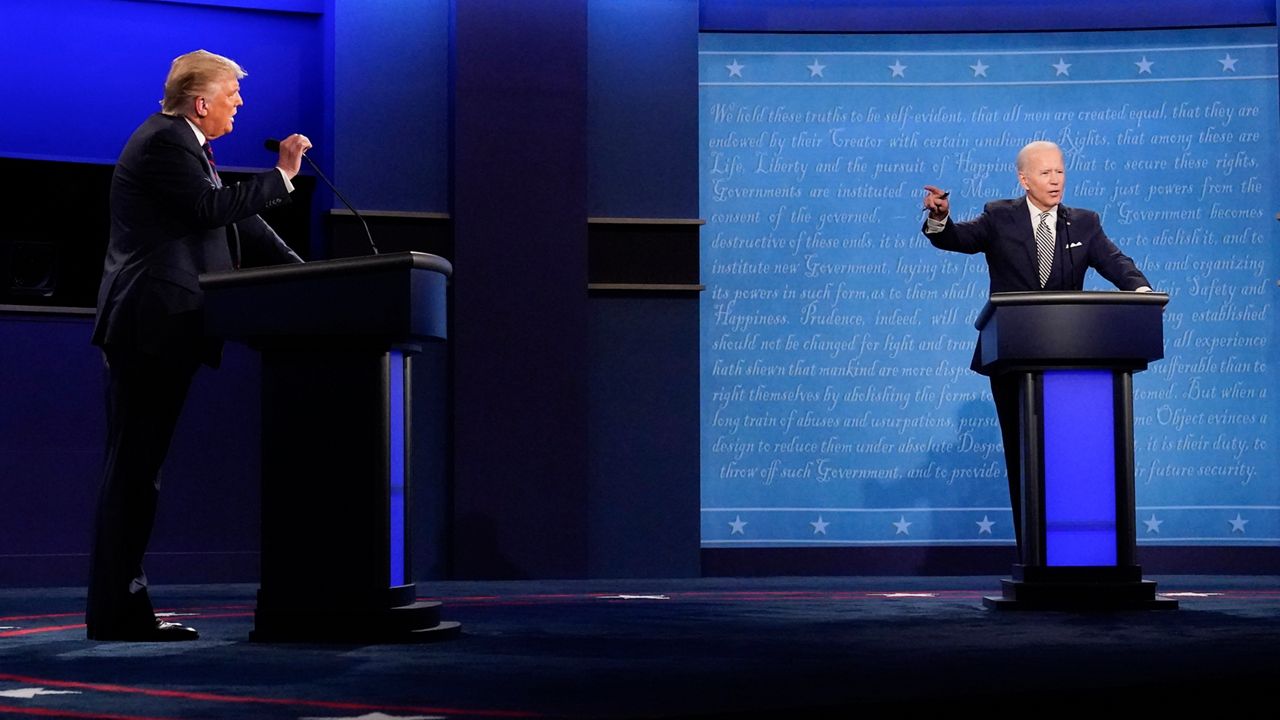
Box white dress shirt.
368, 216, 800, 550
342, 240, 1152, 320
182, 117, 294, 193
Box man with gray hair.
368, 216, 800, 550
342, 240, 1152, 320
920, 140, 1152, 557
87, 50, 310, 641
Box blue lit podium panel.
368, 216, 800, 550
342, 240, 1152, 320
976, 291, 1177, 610
201, 252, 460, 641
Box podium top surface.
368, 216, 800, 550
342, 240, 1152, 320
200, 251, 452, 290
975, 290, 1169, 330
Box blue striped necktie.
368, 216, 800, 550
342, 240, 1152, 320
1035, 210, 1054, 288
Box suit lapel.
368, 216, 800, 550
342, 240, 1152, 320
165, 113, 219, 186
1011, 196, 1039, 286
1051, 204, 1073, 289
196, 142, 220, 188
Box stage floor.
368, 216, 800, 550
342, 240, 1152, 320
2, 575, 1278, 718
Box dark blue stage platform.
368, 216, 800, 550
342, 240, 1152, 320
2, 576, 1277, 718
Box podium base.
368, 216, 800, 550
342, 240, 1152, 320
250, 586, 462, 643
983, 564, 1179, 611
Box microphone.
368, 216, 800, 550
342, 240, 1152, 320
265, 138, 378, 255
1060, 206, 1075, 289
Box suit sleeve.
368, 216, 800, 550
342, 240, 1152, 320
136, 131, 290, 231
1081, 212, 1151, 290
923, 206, 994, 255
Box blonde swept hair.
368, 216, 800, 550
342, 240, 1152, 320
160, 50, 246, 115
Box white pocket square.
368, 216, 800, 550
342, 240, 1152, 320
1065, 241, 1083, 249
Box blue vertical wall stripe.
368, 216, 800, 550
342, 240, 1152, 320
317, 0, 339, 259
389, 350, 407, 587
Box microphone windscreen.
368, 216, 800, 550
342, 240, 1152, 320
263, 138, 281, 152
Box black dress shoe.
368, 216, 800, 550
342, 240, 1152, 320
87, 620, 199, 642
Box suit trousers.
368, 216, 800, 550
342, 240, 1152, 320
86, 346, 200, 634
990, 373, 1023, 559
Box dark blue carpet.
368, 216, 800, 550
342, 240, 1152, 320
1, 576, 1278, 718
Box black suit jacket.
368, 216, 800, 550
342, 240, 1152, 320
92, 113, 302, 364
924, 196, 1150, 372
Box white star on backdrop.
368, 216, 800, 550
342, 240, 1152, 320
1143, 514, 1163, 533
0, 688, 82, 699
1229, 513, 1249, 533
725, 59, 745, 77
969, 59, 989, 78
976, 516, 995, 535
1219, 53, 1239, 72
1135, 56, 1154, 74
1052, 58, 1071, 76
810, 516, 830, 535
892, 516, 912, 535
807, 59, 827, 77
729, 515, 748, 535
888, 59, 907, 78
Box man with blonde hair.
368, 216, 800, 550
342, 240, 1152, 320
87, 50, 311, 641
920, 140, 1152, 558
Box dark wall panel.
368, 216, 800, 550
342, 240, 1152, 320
330, 0, 450, 213
588, 295, 701, 578
147, 343, 264, 583
588, 0, 700, 218
450, 0, 592, 578
0, 315, 103, 586
0, 315, 262, 586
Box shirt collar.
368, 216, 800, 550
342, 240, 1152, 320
1026, 196, 1058, 223
181, 116, 208, 148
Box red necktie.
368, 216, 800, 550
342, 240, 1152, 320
202, 142, 221, 186
203, 142, 238, 267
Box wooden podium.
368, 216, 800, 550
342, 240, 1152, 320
200, 252, 461, 641
976, 291, 1177, 610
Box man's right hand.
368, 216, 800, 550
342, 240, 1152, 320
923, 185, 950, 221
275, 134, 312, 179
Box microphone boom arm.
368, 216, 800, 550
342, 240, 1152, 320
265, 138, 378, 255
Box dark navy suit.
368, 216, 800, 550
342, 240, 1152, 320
87, 113, 301, 636
924, 197, 1149, 553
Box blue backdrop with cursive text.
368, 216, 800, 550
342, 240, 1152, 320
700, 26, 1280, 548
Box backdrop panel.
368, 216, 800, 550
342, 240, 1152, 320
700, 27, 1279, 548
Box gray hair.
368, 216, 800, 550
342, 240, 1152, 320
160, 50, 246, 115
1015, 140, 1061, 171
